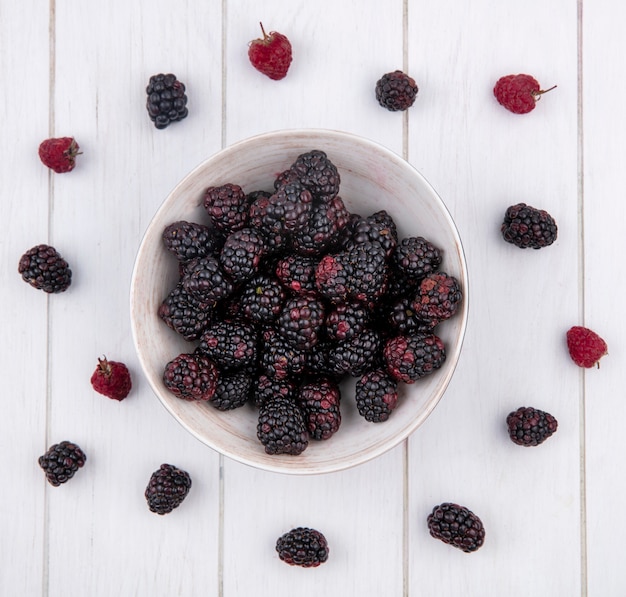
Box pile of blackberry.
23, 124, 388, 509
157, 149, 463, 456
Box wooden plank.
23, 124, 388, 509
407, 1, 582, 594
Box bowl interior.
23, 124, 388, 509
130, 129, 468, 475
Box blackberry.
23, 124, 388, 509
239, 274, 286, 324
219, 227, 266, 283
257, 395, 309, 455
355, 369, 399, 423
349, 210, 398, 258
203, 183, 250, 234
145, 464, 192, 515
162, 220, 222, 262
375, 70, 418, 111
276, 527, 329, 567
306, 341, 340, 378
146, 73, 188, 129
392, 236, 442, 281
411, 272, 462, 327
385, 296, 435, 335
427, 503, 485, 553
162, 352, 219, 401
18, 244, 72, 293
506, 406, 558, 446
297, 377, 342, 440
384, 333, 446, 383
258, 326, 307, 380
275, 254, 319, 296
182, 255, 234, 304
289, 150, 340, 200
276, 296, 325, 351
158, 283, 214, 341
328, 328, 383, 377
252, 374, 296, 408
315, 253, 352, 303
344, 241, 388, 303
38, 441, 86, 486
209, 370, 253, 411
274, 168, 299, 190
324, 302, 370, 342
198, 320, 258, 371
501, 203, 558, 249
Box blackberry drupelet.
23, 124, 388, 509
376, 70, 418, 111
203, 183, 250, 235
182, 255, 234, 304
252, 374, 296, 408
276, 527, 329, 567
427, 503, 485, 553
146, 73, 188, 129
38, 441, 86, 486
349, 210, 398, 258
257, 395, 309, 455
158, 283, 214, 341
327, 328, 383, 377
411, 272, 462, 327
392, 236, 442, 281
219, 227, 267, 283
198, 320, 258, 371
258, 326, 308, 380
239, 274, 286, 324
506, 406, 558, 446
162, 220, 222, 262
18, 244, 72, 293
145, 464, 192, 515
209, 370, 253, 411
162, 352, 219, 401
384, 333, 446, 383
501, 203, 558, 249
275, 254, 319, 296
297, 377, 342, 440
276, 296, 325, 351
355, 368, 399, 422
324, 302, 371, 342
289, 149, 341, 200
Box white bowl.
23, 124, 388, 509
130, 129, 468, 475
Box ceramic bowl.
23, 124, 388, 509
130, 129, 468, 475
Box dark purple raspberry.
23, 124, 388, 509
327, 328, 383, 377
209, 370, 253, 411
506, 406, 558, 446
375, 70, 418, 111
162, 220, 223, 262
158, 283, 214, 341
18, 244, 72, 293
297, 377, 342, 440
411, 272, 462, 327
257, 396, 309, 455
145, 464, 192, 515
239, 274, 286, 324
290, 196, 350, 256
38, 441, 86, 486
276, 296, 325, 351
324, 302, 370, 342
146, 73, 188, 129
252, 374, 296, 408
288, 149, 340, 200
198, 320, 258, 371
392, 236, 442, 281
182, 256, 234, 304
203, 183, 250, 234
355, 369, 399, 423
383, 333, 446, 383
219, 227, 266, 283
344, 241, 388, 303
276, 527, 329, 567
258, 327, 307, 380
349, 210, 398, 258
162, 352, 219, 401
275, 254, 319, 296
501, 203, 558, 249
315, 253, 352, 303
427, 503, 485, 553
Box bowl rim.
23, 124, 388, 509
130, 127, 469, 475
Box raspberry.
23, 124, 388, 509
203, 183, 250, 235
383, 333, 446, 383
297, 377, 342, 440
275, 295, 325, 351
501, 203, 558, 249
288, 150, 341, 200
411, 272, 462, 327
162, 220, 222, 262
392, 236, 442, 281
38, 137, 81, 173
158, 283, 215, 341
38, 441, 86, 486
162, 352, 219, 401
257, 395, 309, 455
276, 527, 329, 567
145, 464, 192, 514
355, 368, 399, 422
507, 406, 558, 446
219, 227, 267, 283
375, 70, 418, 111
493, 74, 556, 114
198, 320, 258, 371
18, 244, 72, 293
146, 73, 188, 129
90, 356, 132, 401
209, 370, 253, 411
248, 23, 293, 81
427, 503, 485, 553
566, 326, 608, 368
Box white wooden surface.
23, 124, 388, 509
1, 1, 623, 595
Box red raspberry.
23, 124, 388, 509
493, 74, 556, 114
38, 137, 81, 173
566, 326, 608, 368
90, 356, 132, 401
248, 22, 292, 80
